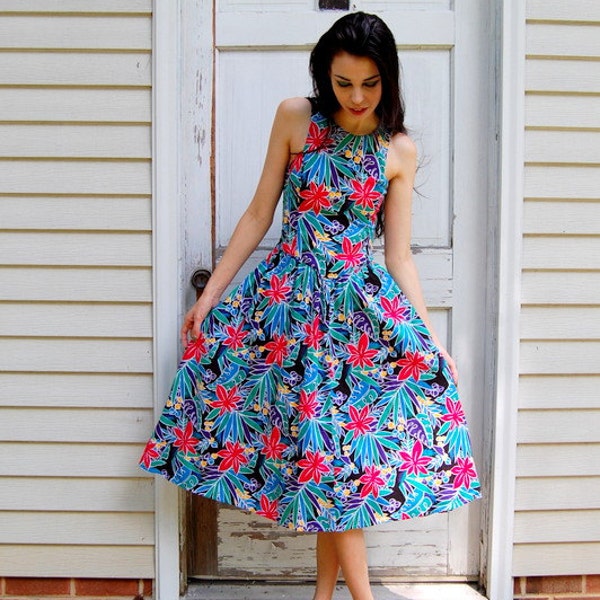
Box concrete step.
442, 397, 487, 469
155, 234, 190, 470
183, 582, 487, 600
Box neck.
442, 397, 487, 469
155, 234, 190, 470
333, 110, 379, 135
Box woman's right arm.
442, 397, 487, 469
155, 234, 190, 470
180, 97, 311, 346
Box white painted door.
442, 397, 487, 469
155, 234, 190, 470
186, 0, 491, 581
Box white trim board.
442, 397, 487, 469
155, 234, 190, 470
486, 0, 525, 598
152, 1, 183, 598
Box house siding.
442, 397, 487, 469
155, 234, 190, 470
0, 0, 154, 579
514, 0, 600, 577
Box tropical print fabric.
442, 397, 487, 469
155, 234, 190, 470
139, 111, 481, 532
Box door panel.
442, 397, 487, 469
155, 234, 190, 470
188, 0, 489, 581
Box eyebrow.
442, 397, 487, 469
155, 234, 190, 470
333, 74, 381, 82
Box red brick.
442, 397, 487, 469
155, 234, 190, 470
5, 577, 71, 595
75, 577, 139, 595
514, 577, 523, 595
143, 579, 153, 594
558, 596, 600, 600
526, 575, 584, 594
588, 575, 600, 593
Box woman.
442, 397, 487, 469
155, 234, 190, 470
141, 12, 480, 600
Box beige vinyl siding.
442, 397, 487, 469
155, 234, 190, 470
514, 0, 600, 576
0, 1, 154, 579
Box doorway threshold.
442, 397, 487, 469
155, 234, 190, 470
182, 582, 487, 600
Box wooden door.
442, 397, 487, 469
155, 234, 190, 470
186, 0, 491, 582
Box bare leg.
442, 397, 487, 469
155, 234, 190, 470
331, 529, 374, 600
312, 532, 340, 600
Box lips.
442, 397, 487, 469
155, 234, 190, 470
349, 107, 368, 116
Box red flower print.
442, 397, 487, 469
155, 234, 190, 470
440, 398, 466, 429
140, 440, 161, 469
281, 236, 297, 256
359, 465, 385, 498
336, 237, 363, 268
264, 333, 289, 366
306, 121, 332, 151
217, 440, 248, 473
399, 440, 431, 476
298, 450, 330, 484
223, 324, 248, 350
381, 296, 409, 323
173, 421, 200, 454
398, 351, 429, 381
303, 316, 324, 349
182, 332, 207, 361
257, 495, 279, 520
298, 390, 319, 421
298, 182, 332, 215
349, 176, 380, 210
288, 152, 304, 174
345, 405, 376, 438
260, 427, 286, 460
263, 274, 292, 305
451, 457, 477, 489
211, 384, 242, 415
347, 333, 379, 369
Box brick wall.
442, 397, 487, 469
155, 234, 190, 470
0, 578, 152, 599
514, 575, 600, 600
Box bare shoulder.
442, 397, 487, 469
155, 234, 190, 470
275, 97, 312, 153
386, 132, 417, 181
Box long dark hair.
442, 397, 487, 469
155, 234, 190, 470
309, 11, 406, 136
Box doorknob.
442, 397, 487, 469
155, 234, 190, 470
191, 268, 212, 299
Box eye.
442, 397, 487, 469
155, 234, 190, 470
364, 80, 380, 88
336, 80, 351, 88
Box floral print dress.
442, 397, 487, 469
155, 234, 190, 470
139, 110, 481, 532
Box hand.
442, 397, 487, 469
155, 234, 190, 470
439, 346, 459, 385
180, 296, 213, 347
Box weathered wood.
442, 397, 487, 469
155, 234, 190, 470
517, 409, 600, 443
0, 476, 154, 511
0, 266, 152, 302
0, 231, 151, 266
0, 15, 151, 50
0, 88, 151, 122
0, 511, 155, 545
0, 545, 154, 578
0, 407, 153, 442
188, 497, 219, 576
0, 124, 151, 158
0, 338, 153, 372
516, 476, 600, 510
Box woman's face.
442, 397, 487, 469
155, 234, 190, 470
329, 51, 382, 125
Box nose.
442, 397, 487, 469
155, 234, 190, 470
351, 86, 364, 105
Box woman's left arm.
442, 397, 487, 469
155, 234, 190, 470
383, 134, 458, 383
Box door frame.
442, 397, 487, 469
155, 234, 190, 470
151, 1, 525, 598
